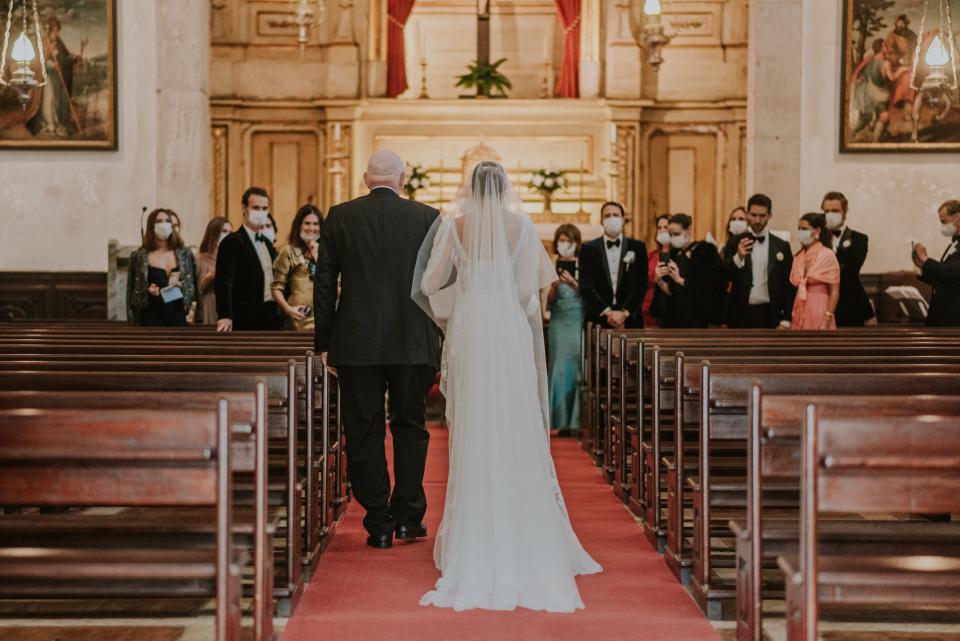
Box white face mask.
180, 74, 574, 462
300, 231, 320, 244
248, 210, 270, 227
797, 228, 815, 247
728, 219, 748, 236
261, 227, 276, 243
603, 216, 623, 238
556, 241, 576, 258
825, 212, 844, 230
669, 233, 688, 249
656, 231, 671, 247
941, 221, 957, 238
154, 222, 173, 240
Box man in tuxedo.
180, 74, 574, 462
314, 150, 441, 549
215, 186, 280, 331
822, 191, 875, 326
914, 200, 960, 327
579, 201, 648, 329
722, 193, 795, 328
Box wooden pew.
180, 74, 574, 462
682, 363, 960, 618
735, 390, 960, 641
779, 407, 960, 641
0, 403, 244, 641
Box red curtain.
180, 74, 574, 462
387, 0, 417, 97
554, 0, 581, 98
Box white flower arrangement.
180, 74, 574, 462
528, 168, 566, 196
403, 164, 432, 200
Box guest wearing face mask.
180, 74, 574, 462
272, 205, 324, 331
545, 224, 584, 436
580, 201, 648, 329
789, 213, 840, 330
821, 191, 874, 326
652, 214, 725, 328
643, 214, 671, 328
126, 208, 197, 327
722, 193, 795, 329
262, 214, 279, 248
196, 216, 232, 325
726, 207, 749, 244
913, 200, 960, 327
215, 186, 280, 331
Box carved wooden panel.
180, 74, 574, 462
647, 131, 718, 242
250, 130, 323, 233
0, 273, 107, 321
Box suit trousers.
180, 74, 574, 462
745, 303, 777, 329
337, 364, 436, 536
233, 301, 280, 331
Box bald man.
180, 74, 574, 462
314, 150, 441, 549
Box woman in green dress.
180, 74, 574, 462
545, 224, 584, 436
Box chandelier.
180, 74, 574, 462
0, 0, 47, 109
635, 0, 671, 70
294, 0, 327, 55
909, 0, 958, 140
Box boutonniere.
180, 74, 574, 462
623, 250, 637, 271
842, 239, 852, 249
776, 252, 785, 262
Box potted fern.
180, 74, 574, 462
456, 58, 512, 98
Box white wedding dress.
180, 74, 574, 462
412, 162, 602, 613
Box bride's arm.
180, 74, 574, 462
420, 219, 457, 296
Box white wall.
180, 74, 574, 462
0, 0, 210, 273
798, 0, 958, 273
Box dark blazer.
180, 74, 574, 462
722, 231, 795, 328
656, 241, 726, 328
215, 228, 277, 323
126, 246, 197, 325
579, 236, 648, 329
314, 188, 441, 367
832, 227, 874, 326
920, 239, 960, 327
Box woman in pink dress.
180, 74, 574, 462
790, 213, 840, 330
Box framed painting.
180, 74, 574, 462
0, 0, 117, 150
841, 0, 960, 152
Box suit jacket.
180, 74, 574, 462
722, 231, 795, 328
215, 228, 277, 322
920, 240, 960, 327
832, 227, 874, 326
314, 188, 441, 367
579, 236, 648, 329
126, 246, 197, 325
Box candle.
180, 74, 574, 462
609, 122, 617, 144
333, 123, 342, 142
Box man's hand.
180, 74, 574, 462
737, 237, 755, 260
320, 352, 337, 376
913, 242, 928, 268
606, 310, 627, 328
216, 318, 233, 333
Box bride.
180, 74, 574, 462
412, 161, 602, 613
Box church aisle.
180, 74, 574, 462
280, 427, 720, 641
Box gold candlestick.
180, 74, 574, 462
540, 60, 551, 98
419, 58, 429, 99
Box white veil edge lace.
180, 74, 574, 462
412, 161, 557, 433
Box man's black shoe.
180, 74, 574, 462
366, 533, 393, 549
395, 523, 428, 540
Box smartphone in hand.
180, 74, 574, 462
659, 251, 670, 265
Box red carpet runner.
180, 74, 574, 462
281, 427, 720, 641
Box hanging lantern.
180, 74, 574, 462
0, 0, 48, 109
909, 0, 958, 141
293, 0, 327, 56
635, 0, 671, 70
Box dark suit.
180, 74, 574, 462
832, 228, 874, 326
920, 238, 960, 327
314, 188, 441, 536
579, 236, 648, 329
722, 231, 795, 328
215, 228, 279, 331
655, 241, 726, 328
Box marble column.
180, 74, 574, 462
155, 0, 212, 244
746, 0, 803, 215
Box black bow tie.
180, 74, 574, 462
255, 233, 268, 244
832, 229, 843, 238
751, 234, 765, 243
606, 238, 621, 249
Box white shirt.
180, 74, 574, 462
604, 234, 624, 298
244, 224, 274, 302
830, 225, 847, 254
733, 226, 770, 305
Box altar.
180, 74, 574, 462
327, 98, 640, 242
